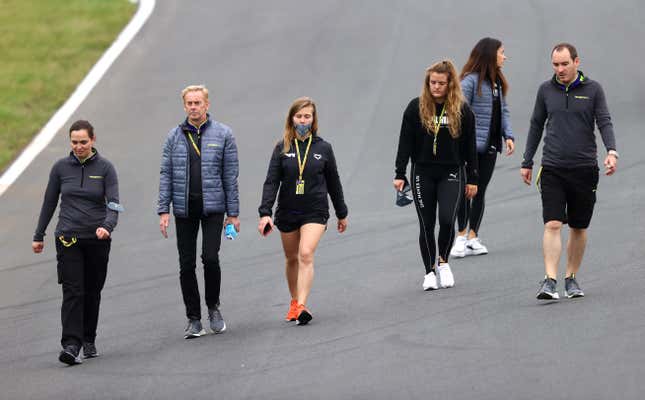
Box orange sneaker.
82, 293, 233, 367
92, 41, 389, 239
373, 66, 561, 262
295, 304, 312, 325
285, 299, 298, 321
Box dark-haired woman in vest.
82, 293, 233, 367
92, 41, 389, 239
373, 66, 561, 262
451, 38, 515, 258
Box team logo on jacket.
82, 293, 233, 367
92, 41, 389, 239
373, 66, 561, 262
285, 153, 295, 158
314, 154, 321, 160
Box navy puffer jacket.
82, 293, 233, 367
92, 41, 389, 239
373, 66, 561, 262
157, 117, 239, 217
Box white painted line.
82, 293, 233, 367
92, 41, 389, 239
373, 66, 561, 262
0, 0, 156, 197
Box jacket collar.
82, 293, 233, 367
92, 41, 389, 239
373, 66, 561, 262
552, 70, 587, 91
69, 148, 98, 165
180, 114, 212, 134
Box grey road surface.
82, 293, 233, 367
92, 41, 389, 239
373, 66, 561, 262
1, 1, 644, 399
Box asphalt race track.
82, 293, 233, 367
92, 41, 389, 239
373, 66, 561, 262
1, 1, 644, 399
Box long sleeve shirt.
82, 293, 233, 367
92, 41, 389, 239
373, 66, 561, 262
395, 97, 479, 185
34, 150, 119, 241
259, 135, 348, 219
522, 72, 616, 169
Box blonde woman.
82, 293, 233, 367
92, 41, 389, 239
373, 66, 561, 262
258, 97, 348, 325
394, 60, 479, 291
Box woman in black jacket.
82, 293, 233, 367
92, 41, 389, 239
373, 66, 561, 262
32, 120, 121, 365
258, 97, 348, 325
394, 60, 479, 291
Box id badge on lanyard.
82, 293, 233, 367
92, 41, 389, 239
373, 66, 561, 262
296, 179, 305, 195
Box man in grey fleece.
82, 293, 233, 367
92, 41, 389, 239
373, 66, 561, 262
520, 43, 618, 300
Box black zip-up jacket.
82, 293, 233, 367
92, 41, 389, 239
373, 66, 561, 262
34, 149, 119, 241
259, 135, 348, 219
395, 98, 479, 184
522, 71, 616, 169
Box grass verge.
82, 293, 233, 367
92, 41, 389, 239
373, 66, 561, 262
0, 0, 137, 172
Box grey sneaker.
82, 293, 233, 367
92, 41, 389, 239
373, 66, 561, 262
536, 277, 559, 300
59, 344, 82, 365
82, 342, 99, 359
208, 306, 227, 334
184, 319, 206, 339
564, 275, 585, 298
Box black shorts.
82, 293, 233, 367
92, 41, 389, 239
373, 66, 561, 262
539, 166, 599, 229
275, 213, 328, 233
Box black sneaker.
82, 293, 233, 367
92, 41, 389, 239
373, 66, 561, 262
83, 342, 99, 359
59, 344, 82, 365
536, 277, 559, 300
184, 319, 205, 339
564, 275, 585, 298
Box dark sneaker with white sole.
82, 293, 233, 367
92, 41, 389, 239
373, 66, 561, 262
536, 277, 559, 300
564, 275, 585, 298
59, 344, 82, 365
295, 304, 312, 326
184, 319, 206, 339
82, 342, 99, 359
208, 306, 227, 334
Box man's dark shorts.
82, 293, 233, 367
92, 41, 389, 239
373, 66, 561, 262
539, 166, 599, 229
275, 212, 328, 233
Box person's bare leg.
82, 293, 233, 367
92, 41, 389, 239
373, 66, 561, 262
543, 220, 563, 279
296, 223, 326, 306
280, 230, 300, 301
565, 228, 587, 278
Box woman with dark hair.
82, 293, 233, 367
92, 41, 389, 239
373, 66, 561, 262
394, 60, 478, 291
451, 37, 515, 258
32, 120, 121, 365
258, 97, 348, 325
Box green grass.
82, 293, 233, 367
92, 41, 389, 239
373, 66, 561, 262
0, 0, 136, 172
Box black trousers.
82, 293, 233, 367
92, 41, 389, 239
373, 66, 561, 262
55, 237, 110, 348
174, 199, 224, 320
457, 149, 497, 234
411, 164, 464, 274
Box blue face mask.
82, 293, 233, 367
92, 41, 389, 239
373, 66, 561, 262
295, 123, 311, 138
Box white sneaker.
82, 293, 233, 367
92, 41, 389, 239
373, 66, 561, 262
450, 235, 468, 258
465, 237, 488, 256
422, 271, 439, 291
437, 263, 455, 288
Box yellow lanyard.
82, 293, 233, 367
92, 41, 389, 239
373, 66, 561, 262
58, 235, 77, 247
432, 105, 446, 155
295, 136, 313, 180
187, 132, 200, 157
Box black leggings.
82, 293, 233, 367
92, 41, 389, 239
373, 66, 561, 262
411, 164, 464, 274
457, 150, 496, 234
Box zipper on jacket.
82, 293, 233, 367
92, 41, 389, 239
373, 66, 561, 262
80, 164, 85, 187
185, 135, 190, 217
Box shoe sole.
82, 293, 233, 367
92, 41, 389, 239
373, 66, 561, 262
536, 292, 560, 300
83, 353, 99, 359
296, 310, 312, 325
440, 282, 455, 288
184, 329, 206, 339
423, 285, 439, 291
211, 323, 227, 334
450, 250, 466, 258
59, 351, 82, 365
565, 291, 585, 299
465, 249, 488, 256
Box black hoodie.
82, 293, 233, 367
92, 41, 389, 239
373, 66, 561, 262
259, 135, 348, 220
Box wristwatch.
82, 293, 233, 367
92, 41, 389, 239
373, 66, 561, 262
608, 149, 619, 159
